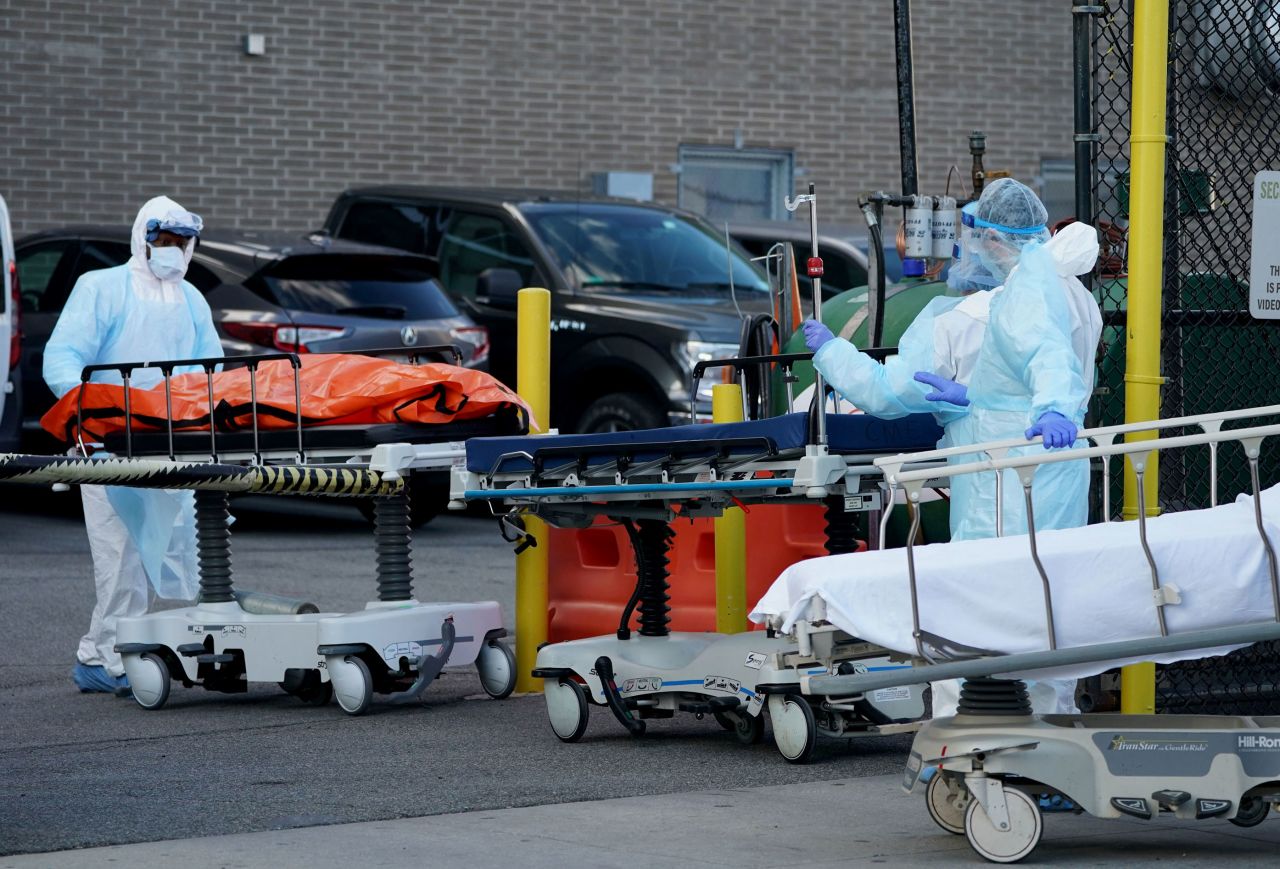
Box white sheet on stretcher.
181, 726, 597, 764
749, 485, 1280, 681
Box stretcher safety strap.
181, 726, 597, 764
0, 453, 402, 497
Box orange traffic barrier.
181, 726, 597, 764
545, 503, 864, 642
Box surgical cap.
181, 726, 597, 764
970, 179, 1049, 237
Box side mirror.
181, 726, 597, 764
476, 267, 523, 309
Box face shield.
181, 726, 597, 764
144, 209, 204, 243
958, 180, 1051, 284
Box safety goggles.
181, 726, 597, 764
145, 210, 204, 241
960, 202, 1046, 236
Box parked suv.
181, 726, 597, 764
14, 227, 486, 452
323, 186, 773, 432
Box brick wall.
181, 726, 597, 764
2, 0, 1076, 236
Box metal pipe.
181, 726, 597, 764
1122, 0, 1170, 525
205, 367, 217, 462
1072, 0, 1098, 293
249, 362, 261, 465
805, 620, 1280, 697
1020, 481, 1057, 650
893, 0, 919, 196
878, 482, 895, 550
876, 402, 1280, 469
1133, 464, 1168, 637
515, 286, 552, 693
904, 493, 926, 659
163, 369, 175, 461
122, 370, 133, 458
292, 359, 304, 464
1248, 452, 1280, 621
887, 420, 1280, 486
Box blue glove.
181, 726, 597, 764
912, 371, 969, 406
802, 319, 835, 353
1026, 411, 1077, 449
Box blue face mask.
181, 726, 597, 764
147, 245, 187, 282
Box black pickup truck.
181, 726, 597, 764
323, 186, 772, 432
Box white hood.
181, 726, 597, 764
128, 195, 197, 304
1043, 221, 1100, 277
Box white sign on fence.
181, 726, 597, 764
1250, 170, 1280, 319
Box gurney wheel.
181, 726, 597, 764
477, 641, 516, 700
1230, 796, 1270, 827
768, 694, 816, 764
716, 710, 765, 745
925, 774, 969, 835
546, 678, 589, 743
130, 652, 171, 711
331, 656, 373, 716
964, 788, 1041, 863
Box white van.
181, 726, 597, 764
0, 193, 18, 449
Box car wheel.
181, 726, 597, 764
576, 393, 665, 433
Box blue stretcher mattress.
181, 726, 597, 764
465, 412, 943, 475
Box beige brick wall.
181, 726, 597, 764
2, 0, 1076, 236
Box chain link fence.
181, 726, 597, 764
1084, 0, 1280, 713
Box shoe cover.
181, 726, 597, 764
73, 662, 131, 695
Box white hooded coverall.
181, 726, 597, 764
43, 196, 221, 676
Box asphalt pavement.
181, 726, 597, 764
5, 485, 1279, 867
0, 486, 908, 857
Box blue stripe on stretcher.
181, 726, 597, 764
464, 412, 942, 475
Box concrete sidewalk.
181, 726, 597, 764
6, 774, 1279, 868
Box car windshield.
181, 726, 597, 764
520, 203, 769, 292
258, 255, 459, 320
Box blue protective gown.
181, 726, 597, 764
960, 233, 1103, 541
44, 196, 221, 674
812, 293, 987, 539
811, 224, 1102, 716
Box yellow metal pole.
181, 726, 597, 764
515, 287, 551, 694
1119, 0, 1169, 715
712, 384, 748, 633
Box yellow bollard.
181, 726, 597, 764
515, 288, 551, 694
1119, 0, 1170, 715
712, 384, 748, 633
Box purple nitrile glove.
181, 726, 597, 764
913, 371, 969, 407
802, 319, 835, 353
1025, 410, 1078, 449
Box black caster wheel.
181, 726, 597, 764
1230, 796, 1270, 828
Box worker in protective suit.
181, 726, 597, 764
802, 178, 1101, 717
44, 196, 221, 694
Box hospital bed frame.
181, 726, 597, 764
12, 347, 524, 714
773, 404, 1280, 862
454, 351, 943, 762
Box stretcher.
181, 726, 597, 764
748, 403, 1280, 862
8, 347, 528, 714
453, 351, 945, 761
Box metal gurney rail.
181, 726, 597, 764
16, 345, 522, 714
793, 405, 1280, 700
